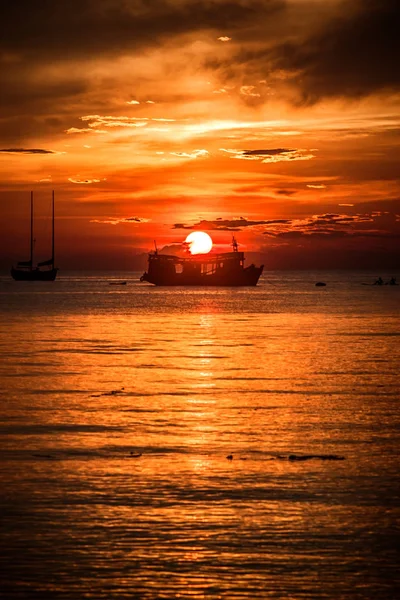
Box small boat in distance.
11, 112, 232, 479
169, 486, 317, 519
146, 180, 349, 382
11, 191, 58, 281
140, 236, 264, 286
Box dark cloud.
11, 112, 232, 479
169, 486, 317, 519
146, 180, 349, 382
276, 230, 350, 240
276, 189, 297, 196
206, 0, 400, 103
1, 0, 398, 141
222, 147, 315, 162
263, 219, 291, 224
312, 217, 356, 225
173, 224, 186, 229
173, 212, 388, 238
243, 148, 293, 156
173, 217, 279, 231
126, 217, 148, 223
0, 0, 283, 59
262, 210, 400, 240
0, 88, 87, 146
0, 148, 58, 154
271, 230, 400, 240
273, 0, 400, 102
0, 78, 87, 114
0, 80, 88, 144
0, 0, 284, 144
90, 216, 149, 224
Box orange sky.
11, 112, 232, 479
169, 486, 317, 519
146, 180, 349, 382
1, 0, 399, 269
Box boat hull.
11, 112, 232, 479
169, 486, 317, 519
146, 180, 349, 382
11, 267, 58, 281
141, 264, 263, 286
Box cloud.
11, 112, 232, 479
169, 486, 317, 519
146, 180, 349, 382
200, 1, 400, 106
172, 212, 398, 240
68, 177, 102, 184
272, 0, 400, 102
126, 100, 140, 105
173, 217, 286, 231
262, 210, 400, 240
0, 147, 58, 154
1, 1, 284, 58
170, 149, 209, 159
244, 148, 292, 155
218, 36, 232, 42
276, 189, 297, 196
65, 127, 108, 134
221, 147, 315, 163
67, 113, 177, 135
80, 114, 149, 128
125, 216, 149, 222
91, 216, 150, 225
240, 85, 260, 98
307, 184, 327, 189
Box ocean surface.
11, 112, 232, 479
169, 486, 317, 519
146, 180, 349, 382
0, 270, 399, 599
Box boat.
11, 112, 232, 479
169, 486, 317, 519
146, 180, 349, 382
140, 236, 264, 286
11, 191, 58, 281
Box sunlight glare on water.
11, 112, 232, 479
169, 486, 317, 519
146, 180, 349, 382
0, 271, 399, 599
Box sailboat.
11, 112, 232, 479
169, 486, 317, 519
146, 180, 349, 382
11, 191, 58, 281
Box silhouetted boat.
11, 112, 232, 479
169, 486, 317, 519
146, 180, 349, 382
11, 191, 58, 281
140, 237, 264, 286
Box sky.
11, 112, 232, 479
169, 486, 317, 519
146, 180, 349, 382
1, 0, 399, 269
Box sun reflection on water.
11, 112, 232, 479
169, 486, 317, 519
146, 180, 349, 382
0, 281, 399, 598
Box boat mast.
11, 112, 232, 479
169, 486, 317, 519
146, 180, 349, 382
52, 190, 55, 267
30, 191, 34, 270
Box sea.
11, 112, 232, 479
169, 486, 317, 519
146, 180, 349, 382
0, 270, 399, 599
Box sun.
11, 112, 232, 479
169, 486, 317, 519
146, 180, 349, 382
185, 231, 213, 254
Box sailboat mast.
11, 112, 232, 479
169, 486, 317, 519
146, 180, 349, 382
52, 190, 55, 267
30, 191, 34, 270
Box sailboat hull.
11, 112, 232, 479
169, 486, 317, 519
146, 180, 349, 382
11, 267, 58, 281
